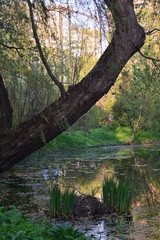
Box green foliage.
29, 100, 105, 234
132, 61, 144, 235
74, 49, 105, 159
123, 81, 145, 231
50, 185, 76, 217
45, 127, 160, 152
0, 0, 104, 128
0, 1, 58, 126
72, 105, 106, 131
112, 51, 160, 132
111, 0, 160, 133
52, 223, 90, 240
102, 178, 134, 214
0, 207, 89, 240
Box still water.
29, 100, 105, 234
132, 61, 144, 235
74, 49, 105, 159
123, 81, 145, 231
0, 145, 160, 239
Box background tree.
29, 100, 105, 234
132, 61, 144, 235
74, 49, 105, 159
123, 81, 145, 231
110, 0, 160, 142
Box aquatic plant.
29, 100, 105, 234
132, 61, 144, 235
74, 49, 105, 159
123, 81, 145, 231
102, 178, 134, 213
91, 188, 96, 197
52, 223, 90, 240
50, 185, 76, 217
0, 207, 90, 240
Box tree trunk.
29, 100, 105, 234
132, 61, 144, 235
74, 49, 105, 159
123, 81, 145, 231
0, 0, 145, 172
129, 114, 141, 145
0, 74, 13, 130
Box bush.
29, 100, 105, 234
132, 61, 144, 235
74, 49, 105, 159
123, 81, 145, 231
52, 223, 90, 240
102, 178, 134, 214
0, 207, 90, 240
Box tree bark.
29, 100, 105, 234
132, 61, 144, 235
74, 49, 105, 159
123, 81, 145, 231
129, 114, 141, 145
0, 74, 13, 130
0, 0, 145, 172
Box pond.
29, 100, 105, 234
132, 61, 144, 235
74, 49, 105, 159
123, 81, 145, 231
0, 145, 160, 239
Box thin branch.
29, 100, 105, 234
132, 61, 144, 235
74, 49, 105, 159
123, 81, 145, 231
57, 181, 84, 196
48, 5, 99, 23
136, 0, 146, 17
0, 42, 23, 57
139, 50, 160, 68
139, 50, 160, 62
27, 0, 66, 98
145, 28, 160, 35
0, 42, 22, 50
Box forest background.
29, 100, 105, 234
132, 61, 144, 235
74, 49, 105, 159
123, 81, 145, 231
0, 0, 160, 153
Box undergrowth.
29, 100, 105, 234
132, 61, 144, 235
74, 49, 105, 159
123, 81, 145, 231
0, 207, 89, 240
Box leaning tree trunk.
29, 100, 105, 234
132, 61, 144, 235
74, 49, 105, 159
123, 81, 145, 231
0, 0, 145, 172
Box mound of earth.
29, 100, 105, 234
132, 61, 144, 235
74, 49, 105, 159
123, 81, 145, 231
73, 195, 112, 217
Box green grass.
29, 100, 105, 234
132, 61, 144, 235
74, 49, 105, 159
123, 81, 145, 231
50, 185, 76, 218
102, 178, 134, 214
44, 127, 160, 151
0, 207, 90, 240
134, 128, 160, 143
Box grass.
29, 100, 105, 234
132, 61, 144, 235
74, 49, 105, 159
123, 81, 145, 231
50, 185, 76, 218
102, 178, 134, 214
0, 207, 90, 240
44, 127, 160, 151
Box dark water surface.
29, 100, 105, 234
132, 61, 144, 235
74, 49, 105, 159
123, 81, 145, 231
0, 145, 160, 239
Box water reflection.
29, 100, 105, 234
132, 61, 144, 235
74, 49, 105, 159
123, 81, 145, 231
0, 145, 159, 239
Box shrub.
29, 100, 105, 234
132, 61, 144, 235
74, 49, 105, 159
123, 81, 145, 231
50, 185, 76, 217
0, 207, 90, 240
52, 223, 90, 240
102, 178, 134, 214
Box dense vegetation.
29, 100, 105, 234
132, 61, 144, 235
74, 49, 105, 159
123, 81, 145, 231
44, 127, 160, 151
0, 207, 90, 240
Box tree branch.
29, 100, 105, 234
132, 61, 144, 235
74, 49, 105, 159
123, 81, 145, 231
0, 42, 23, 57
139, 50, 160, 68
139, 50, 160, 61
104, 0, 138, 32
145, 28, 160, 35
136, 0, 146, 17
0, 42, 22, 50
27, 0, 66, 98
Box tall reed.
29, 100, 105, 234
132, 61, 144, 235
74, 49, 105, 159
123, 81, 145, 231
102, 178, 134, 214
50, 185, 76, 217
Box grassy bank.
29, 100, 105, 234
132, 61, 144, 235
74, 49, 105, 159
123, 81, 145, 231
45, 127, 160, 151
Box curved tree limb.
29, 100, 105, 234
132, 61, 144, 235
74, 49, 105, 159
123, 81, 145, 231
139, 50, 160, 68
139, 50, 160, 62
27, 0, 66, 98
0, 0, 145, 172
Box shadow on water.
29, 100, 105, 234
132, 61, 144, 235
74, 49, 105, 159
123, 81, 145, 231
0, 145, 160, 239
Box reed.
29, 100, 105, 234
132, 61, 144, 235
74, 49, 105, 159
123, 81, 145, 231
102, 178, 134, 214
61, 189, 76, 215
50, 185, 61, 216
50, 185, 76, 217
